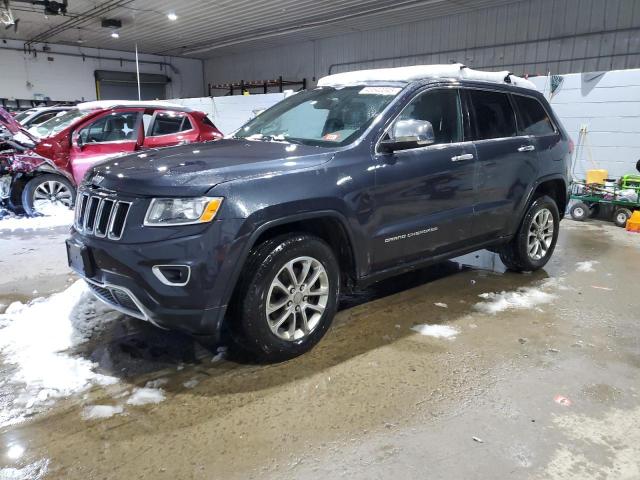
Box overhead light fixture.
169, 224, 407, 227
111, 31, 119, 39
167, 12, 178, 21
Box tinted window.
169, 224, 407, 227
513, 95, 555, 136
78, 111, 139, 144
397, 89, 461, 144
149, 111, 191, 136
467, 90, 517, 140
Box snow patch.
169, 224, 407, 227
576, 261, 598, 272
82, 404, 124, 420
411, 324, 459, 339
475, 287, 555, 314
0, 205, 73, 231
183, 378, 199, 389
0, 281, 120, 427
126, 387, 166, 406
211, 345, 228, 363
434, 302, 448, 308
0, 459, 49, 480
145, 378, 169, 389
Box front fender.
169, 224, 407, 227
218, 208, 359, 314
5, 151, 74, 183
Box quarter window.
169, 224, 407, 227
467, 90, 517, 140
396, 89, 462, 144
513, 95, 556, 136
77, 111, 140, 144
148, 111, 192, 137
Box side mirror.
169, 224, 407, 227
379, 119, 435, 153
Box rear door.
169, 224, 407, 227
370, 87, 477, 270
69, 109, 143, 184
464, 89, 538, 240
143, 110, 199, 148
511, 93, 564, 164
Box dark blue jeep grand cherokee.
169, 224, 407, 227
67, 65, 571, 361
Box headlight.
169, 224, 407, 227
144, 197, 223, 226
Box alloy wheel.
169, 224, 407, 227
527, 208, 554, 260
265, 256, 330, 341
33, 180, 73, 212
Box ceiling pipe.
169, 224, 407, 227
0, 45, 179, 73
25, 0, 134, 47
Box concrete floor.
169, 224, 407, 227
0, 219, 639, 479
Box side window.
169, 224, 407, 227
78, 111, 139, 144
397, 89, 462, 144
148, 111, 191, 137
513, 95, 556, 136
467, 90, 517, 140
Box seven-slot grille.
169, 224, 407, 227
75, 192, 131, 240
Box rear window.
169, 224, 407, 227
513, 95, 556, 136
467, 90, 517, 140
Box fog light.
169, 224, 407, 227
152, 265, 191, 286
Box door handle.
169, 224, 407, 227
451, 153, 474, 162
517, 145, 535, 152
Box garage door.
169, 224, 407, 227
94, 70, 170, 100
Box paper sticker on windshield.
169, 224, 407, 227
359, 87, 401, 95
323, 133, 340, 141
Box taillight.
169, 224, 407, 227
568, 138, 575, 154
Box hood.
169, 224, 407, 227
87, 139, 337, 196
0, 107, 39, 146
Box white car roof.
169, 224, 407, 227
318, 63, 536, 90
77, 100, 190, 111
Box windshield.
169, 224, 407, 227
14, 110, 37, 123
234, 86, 402, 147
31, 108, 89, 138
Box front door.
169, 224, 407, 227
69, 109, 143, 184
463, 89, 539, 240
370, 87, 477, 271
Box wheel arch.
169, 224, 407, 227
510, 175, 568, 234
221, 210, 359, 319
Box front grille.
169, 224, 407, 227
88, 282, 144, 318
75, 192, 131, 240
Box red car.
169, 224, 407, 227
0, 101, 223, 216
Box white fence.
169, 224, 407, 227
169, 92, 293, 135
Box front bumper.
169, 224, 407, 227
67, 218, 245, 338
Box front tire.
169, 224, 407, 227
232, 233, 340, 362
499, 195, 560, 272
570, 201, 589, 221
21, 174, 75, 217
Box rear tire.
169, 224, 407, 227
613, 207, 632, 228
570, 201, 589, 221
499, 195, 560, 272
231, 233, 340, 362
21, 174, 75, 217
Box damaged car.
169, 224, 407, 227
0, 101, 223, 216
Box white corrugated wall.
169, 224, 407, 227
531, 69, 640, 179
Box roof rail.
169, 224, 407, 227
318, 63, 536, 89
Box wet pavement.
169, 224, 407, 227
0, 219, 639, 479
